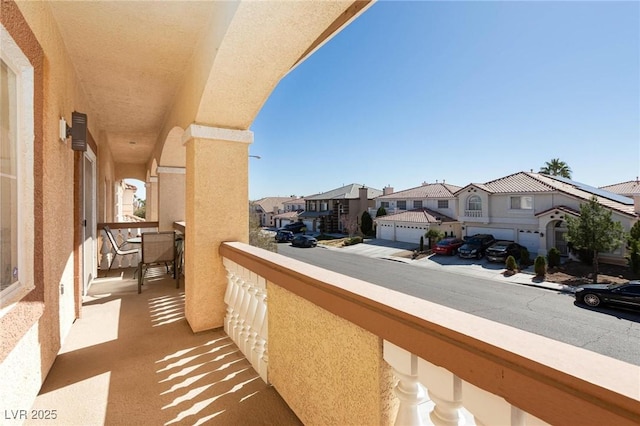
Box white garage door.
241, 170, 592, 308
378, 223, 395, 241
302, 219, 314, 232
517, 232, 540, 255
395, 224, 426, 244
466, 227, 514, 241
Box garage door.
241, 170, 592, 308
378, 222, 395, 241
302, 219, 314, 232
517, 232, 540, 255
395, 224, 427, 244
466, 227, 514, 241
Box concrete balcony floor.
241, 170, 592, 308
27, 267, 301, 426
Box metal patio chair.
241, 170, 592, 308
103, 225, 139, 274
138, 231, 179, 294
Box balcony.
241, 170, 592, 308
32, 243, 640, 425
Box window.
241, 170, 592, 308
510, 196, 533, 210
320, 202, 328, 211
467, 195, 481, 210
438, 200, 449, 209
413, 200, 423, 209
397, 200, 407, 210
308, 202, 316, 211
1, 24, 35, 307
380, 202, 389, 208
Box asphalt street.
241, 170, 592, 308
277, 242, 640, 366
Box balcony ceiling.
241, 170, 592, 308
45, 1, 371, 169
48, 1, 219, 165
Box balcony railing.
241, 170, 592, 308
220, 241, 640, 426
464, 209, 483, 218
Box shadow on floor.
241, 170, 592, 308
28, 267, 301, 426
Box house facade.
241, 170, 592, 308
272, 197, 306, 228
455, 172, 639, 263
251, 197, 296, 227
301, 184, 382, 233
373, 182, 462, 243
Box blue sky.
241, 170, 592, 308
248, 0, 639, 200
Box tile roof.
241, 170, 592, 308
253, 197, 296, 212
600, 180, 640, 196
455, 172, 636, 217
273, 211, 301, 219
305, 184, 382, 200
374, 208, 456, 224
283, 197, 306, 204
375, 182, 462, 200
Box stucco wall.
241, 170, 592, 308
268, 283, 397, 425
157, 169, 185, 231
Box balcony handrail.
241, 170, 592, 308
220, 241, 640, 425
98, 221, 159, 230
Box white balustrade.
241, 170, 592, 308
383, 341, 550, 426
222, 258, 269, 383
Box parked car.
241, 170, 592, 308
486, 241, 524, 263
574, 281, 640, 310
274, 230, 294, 243
284, 222, 306, 233
291, 235, 317, 248
433, 237, 465, 256
458, 234, 496, 259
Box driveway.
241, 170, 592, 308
328, 238, 572, 293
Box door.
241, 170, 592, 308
83, 148, 97, 295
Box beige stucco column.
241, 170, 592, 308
145, 177, 158, 221
183, 124, 253, 332
157, 166, 185, 231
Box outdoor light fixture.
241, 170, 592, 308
60, 111, 88, 151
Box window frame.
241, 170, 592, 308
467, 195, 482, 211
397, 200, 407, 210
438, 199, 449, 209
0, 23, 35, 312
510, 196, 533, 210
413, 200, 423, 209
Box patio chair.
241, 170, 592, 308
103, 225, 139, 274
138, 231, 179, 294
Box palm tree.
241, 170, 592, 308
539, 158, 572, 178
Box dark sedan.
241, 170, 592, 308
486, 241, 523, 263
574, 281, 640, 310
433, 238, 465, 256
275, 230, 294, 243
291, 235, 317, 248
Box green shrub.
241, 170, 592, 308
505, 255, 517, 271
519, 247, 531, 267
343, 236, 363, 246
534, 255, 547, 277
419, 236, 424, 252
547, 247, 561, 268
361, 211, 373, 236
316, 234, 337, 241
627, 239, 640, 275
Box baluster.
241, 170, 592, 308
232, 268, 250, 343
383, 341, 426, 426
248, 276, 267, 369
417, 358, 464, 426
462, 381, 526, 426
100, 230, 111, 270
240, 283, 259, 357
222, 258, 237, 335
256, 304, 268, 383
235, 269, 253, 344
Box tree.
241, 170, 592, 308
361, 211, 373, 236
539, 158, 572, 178
249, 211, 276, 252
627, 221, 640, 274
133, 196, 146, 219
534, 255, 547, 277
376, 206, 387, 217
425, 229, 444, 249
565, 196, 626, 283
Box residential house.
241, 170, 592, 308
301, 184, 382, 233
373, 182, 462, 244
251, 197, 296, 227
115, 180, 140, 222
1, 2, 637, 425
455, 172, 639, 263
273, 197, 306, 229
601, 178, 640, 199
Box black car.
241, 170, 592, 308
486, 241, 523, 263
275, 230, 294, 243
291, 235, 317, 248
457, 234, 496, 259
575, 281, 640, 310
284, 222, 306, 233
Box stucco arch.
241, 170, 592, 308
159, 127, 186, 168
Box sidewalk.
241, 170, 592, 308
324, 238, 576, 294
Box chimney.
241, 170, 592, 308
383, 185, 394, 195
423, 181, 428, 186
359, 186, 368, 200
